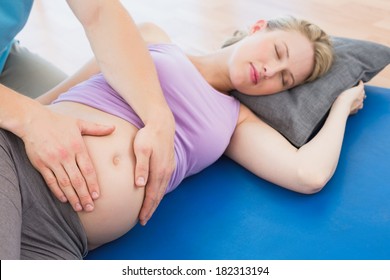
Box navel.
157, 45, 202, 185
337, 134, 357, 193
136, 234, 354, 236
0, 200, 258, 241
112, 154, 121, 166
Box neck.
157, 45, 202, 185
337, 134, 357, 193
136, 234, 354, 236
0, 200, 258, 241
187, 48, 234, 93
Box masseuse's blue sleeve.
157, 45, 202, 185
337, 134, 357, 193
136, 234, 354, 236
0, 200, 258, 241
86, 85, 390, 260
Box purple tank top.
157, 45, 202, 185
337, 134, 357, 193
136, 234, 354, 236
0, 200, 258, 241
53, 44, 240, 194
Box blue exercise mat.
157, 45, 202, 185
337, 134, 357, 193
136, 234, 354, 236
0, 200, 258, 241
86, 85, 390, 260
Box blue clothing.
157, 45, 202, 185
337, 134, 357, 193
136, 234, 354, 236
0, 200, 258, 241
54, 44, 241, 194
0, 0, 34, 72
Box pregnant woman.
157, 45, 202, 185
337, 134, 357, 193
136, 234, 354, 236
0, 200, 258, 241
0, 16, 365, 259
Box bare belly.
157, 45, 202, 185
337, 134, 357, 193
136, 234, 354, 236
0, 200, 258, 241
48, 102, 144, 250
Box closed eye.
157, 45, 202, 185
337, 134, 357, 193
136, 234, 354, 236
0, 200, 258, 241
276, 43, 295, 88
274, 44, 280, 59
275, 45, 286, 86
281, 71, 295, 88
281, 72, 287, 87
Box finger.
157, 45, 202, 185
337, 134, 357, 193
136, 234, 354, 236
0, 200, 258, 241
133, 143, 152, 187
52, 165, 83, 212
138, 178, 161, 225
76, 151, 100, 201
63, 160, 95, 212
78, 120, 115, 136
40, 167, 68, 203
140, 154, 175, 225
142, 198, 161, 226
138, 192, 157, 225
140, 197, 159, 226
143, 178, 170, 224
138, 168, 167, 225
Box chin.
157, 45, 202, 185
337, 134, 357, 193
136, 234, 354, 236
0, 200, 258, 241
240, 88, 280, 96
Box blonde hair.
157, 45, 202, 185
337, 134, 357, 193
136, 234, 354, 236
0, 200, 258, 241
222, 16, 334, 83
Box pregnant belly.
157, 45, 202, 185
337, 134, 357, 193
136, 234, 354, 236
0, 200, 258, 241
48, 102, 144, 249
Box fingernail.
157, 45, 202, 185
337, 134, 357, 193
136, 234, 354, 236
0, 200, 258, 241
137, 177, 145, 186
85, 204, 94, 212
92, 192, 99, 199
60, 196, 67, 203
75, 203, 82, 211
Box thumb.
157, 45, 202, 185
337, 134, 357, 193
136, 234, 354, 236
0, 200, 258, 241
78, 120, 115, 136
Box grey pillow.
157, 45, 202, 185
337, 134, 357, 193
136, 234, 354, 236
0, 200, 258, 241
231, 37, 390, 147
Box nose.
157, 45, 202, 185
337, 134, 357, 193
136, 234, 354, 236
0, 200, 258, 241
263, 61, 285, 78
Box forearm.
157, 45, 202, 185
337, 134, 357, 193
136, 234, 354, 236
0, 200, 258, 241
227, 86, 362, 194
296, 101, 351, 185
67, 0, 173, 125
67, 0, 176, 224
0, 85, 43, 138
36, 58, 99, 105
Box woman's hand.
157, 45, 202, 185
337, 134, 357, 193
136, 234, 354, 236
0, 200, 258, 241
21, 107, 115, 212
133, 112, 176, 226
333, 81, 366, 115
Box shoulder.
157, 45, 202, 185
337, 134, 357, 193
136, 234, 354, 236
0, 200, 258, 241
138, 22, 172, 44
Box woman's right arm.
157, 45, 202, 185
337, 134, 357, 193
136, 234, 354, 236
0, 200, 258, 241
36, 58, 99, 105
225, 82, 365, 194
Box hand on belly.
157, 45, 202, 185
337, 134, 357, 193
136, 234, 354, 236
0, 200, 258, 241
48, 102, 145, 249
79, 132, 145, 249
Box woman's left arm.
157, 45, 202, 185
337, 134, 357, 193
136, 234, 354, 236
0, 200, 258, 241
66, 0, 175, 225
225, 82, 365, 194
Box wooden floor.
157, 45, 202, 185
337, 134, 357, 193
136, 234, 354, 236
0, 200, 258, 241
18, 0, 390, 87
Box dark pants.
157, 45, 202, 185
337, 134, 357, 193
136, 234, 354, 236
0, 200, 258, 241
0, 130, 88, 259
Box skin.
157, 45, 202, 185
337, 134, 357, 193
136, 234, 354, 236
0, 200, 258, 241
228, 22, 315, 94
41, 19, 366, 206
66, 0, 176, 226
15, 21, 365, 251
183, 20, 365, 193
189, 20, 315, 96
0, 1, 175, 226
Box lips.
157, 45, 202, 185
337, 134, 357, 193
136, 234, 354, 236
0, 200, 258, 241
250, 63, 259, 85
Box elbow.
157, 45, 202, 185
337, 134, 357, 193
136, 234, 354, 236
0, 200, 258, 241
71, 1, 105, 30
81, 8, 101, 30
296, 167, 331, 194
138, 22, 160, 33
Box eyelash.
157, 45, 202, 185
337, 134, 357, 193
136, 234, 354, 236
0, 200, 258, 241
274, 45, 287, 87
274, 45, 280, 59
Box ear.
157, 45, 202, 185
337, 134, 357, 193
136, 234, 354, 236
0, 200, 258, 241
250, 20, 268, 34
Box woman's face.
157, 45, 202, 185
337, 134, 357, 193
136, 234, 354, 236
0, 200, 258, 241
228, 21, 315, 95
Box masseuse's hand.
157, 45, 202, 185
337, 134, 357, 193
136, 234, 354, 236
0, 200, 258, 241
21, 107, 115, 212
134, 112, 176, 226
